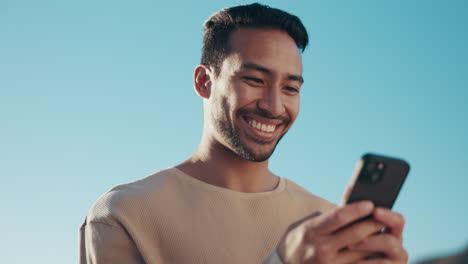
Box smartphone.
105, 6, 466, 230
340, 153, 410, 208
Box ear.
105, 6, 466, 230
193, 64, 212, 99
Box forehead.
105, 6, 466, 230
223, 27, 303, 75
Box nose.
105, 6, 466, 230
257, 88, 285, 117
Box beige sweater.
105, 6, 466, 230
80, 168, 335, 264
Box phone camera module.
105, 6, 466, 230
359, 160, 385, 184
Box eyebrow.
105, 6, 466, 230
241, 62, 304, 84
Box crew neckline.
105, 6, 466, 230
171, 167, 286, 199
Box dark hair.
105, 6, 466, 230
201, 3, 309, 76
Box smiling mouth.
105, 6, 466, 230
242, 116, 282, 137
247, 119, 276, 133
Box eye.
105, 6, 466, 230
243, 76, 264, 84
284, 86, 300, 94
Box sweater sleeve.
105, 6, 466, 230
80, 220, 145, 264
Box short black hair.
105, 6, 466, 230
201, 3, 309, 76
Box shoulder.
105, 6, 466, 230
83, 168, 179, 226
282, 177, 337, 213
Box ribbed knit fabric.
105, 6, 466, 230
80, 168, 335, 264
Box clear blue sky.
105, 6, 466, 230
1, 0, 467, 263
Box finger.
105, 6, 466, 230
373, 208, 405, 240
333, 248, 374, 264
302, 246, 370, 264
331, 219, 386, 250
354, 259, 393, 264
350, 233, 408, 261
312, 201, 374, 235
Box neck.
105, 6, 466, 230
176, 135, 279, 193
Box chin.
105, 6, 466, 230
233, 143, 277, 162
248, 154, 273, 162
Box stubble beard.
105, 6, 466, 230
212, 100, 288, 162
215, 117, 280, 162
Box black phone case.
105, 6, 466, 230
344, 153, 410, 209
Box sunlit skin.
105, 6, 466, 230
207, 31, 303, 162
176, 27, 408, 263
177, 28, 303, 193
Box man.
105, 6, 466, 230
80, 3, 408, 264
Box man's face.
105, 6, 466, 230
207, 27, 303, 162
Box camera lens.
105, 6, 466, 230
377, 162, 385, 170
365, 161, 376, 172
370, 172, 381, 183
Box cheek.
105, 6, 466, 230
212, 82, 234, 107
228, 84, 256, 109
216, 89, 243, 122
285, 96, 300, 120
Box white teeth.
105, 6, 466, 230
256, 122, 262, 130
247, 119, 276, 133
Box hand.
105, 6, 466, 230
276, 201, 407, 264
348, 207, 408, 264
